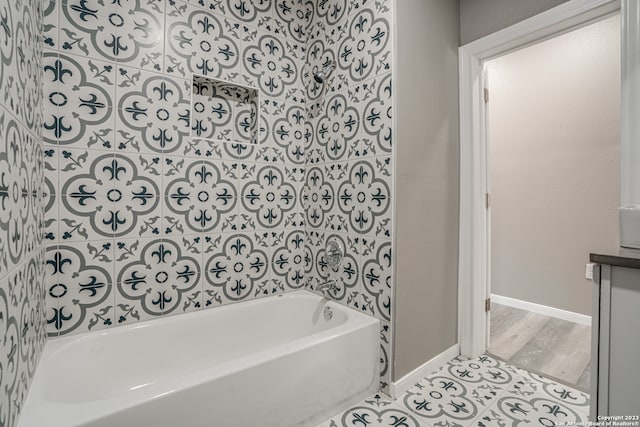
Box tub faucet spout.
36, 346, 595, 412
317, 279, 339, 294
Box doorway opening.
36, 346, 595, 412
483, 14, 620, 392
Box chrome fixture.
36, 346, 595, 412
323, 306, 333, 320
317, 279, 339, 293
325, 238, 343, 271
313, 60, 336, 84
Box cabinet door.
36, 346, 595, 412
608, 267, 640, 412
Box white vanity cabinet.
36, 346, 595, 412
590, 253, 640, 417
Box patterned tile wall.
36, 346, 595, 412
0, 0, 47, 424
42, 0, 395, 395
42, 0, 309, 336
302, 0, 394, 393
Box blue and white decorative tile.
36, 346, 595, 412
242, 32, 297, 101
439, 356, 522, 416
304, 98, 326, 164
21, 197, 40, 262
120, 195, 163, 238
317, 393, 422, 427
110, 153, 162, 198
112, 237, 151, 325
56, 8, 116, 62
379, 320, 391, 394
284, 163, 306, 185
446, 355, 521, 390
239, 164, 297, 231
260, 0, 311, 44
511, 371, 590, 415
55, 148, 107, 195
360, 237, 391, 321
285, 189, 305, 229
225, 0, 271, 23
192, 87, 233, 143
114, 286, 152, 326
397, 355, 522, 425
303, 165, 333, 230
324, 161, 350, 232
244, 230, 282, 298
163, 157, 238, 234
162, 235, 204, 316
316, 91, 359, 161
277, 163, 303, 223
30, 139, 45, 194
203, 233, 269, 304
322, 356, 589, 427
480, 392, 588, 427
272, 228, 305, 290
115, 237, 201, 319
254, 96, 284, 161
34, 247, 48, 328
284, 39, 306, 104
336, 3, 391, 86
11, 353, 31, 427
116, 68, 191, 154
178, 0, 227, 15
303, 36, 336, 102
313, 0, 349, 32
177, 136, 205, 159
271, 102, 305, 164
254, 275, 285, 299
165, 2, 241, 80
58, 194, 114, 242
7, 5, 41, 132
336, 158, 391, 237
0, 116, 31, 264
45, 242, 115, 337
0, 191, 30, 273
12, 258, 43, 377
191, 75, 259, 145
52, 277, 115, 335
0, 234, 6, 282
43, 0, 58, 49
46, 51, 116, 106
360, 73, 392, 157
57, 151, 161, 239
42, 52, 115, 147
42, 183, 56, 247
202, 139, 259, 163
1, 0, 46, 417
0, 113, 30, 191
0, 281, 20, 424
304, 230, 324, 291
58, 0, 164, 72
400, 375, 483, 425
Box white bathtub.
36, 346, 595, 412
19, 291, 380, 427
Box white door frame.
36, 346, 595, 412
457, 0, 624, 358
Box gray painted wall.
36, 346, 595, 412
460, 0, 570, 44
488, 15, 620, 316
394, 0, 460, 380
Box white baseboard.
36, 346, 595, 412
491, 294, 591, 326
390, 344, 459, 399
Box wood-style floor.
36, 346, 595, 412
488, 302, 591, 392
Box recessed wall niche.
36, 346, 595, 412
191, 75, 259, 144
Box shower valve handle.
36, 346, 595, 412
325, 238, 344, 271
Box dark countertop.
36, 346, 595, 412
590, 248, 640, 269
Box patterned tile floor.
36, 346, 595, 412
317, 354, 589, 426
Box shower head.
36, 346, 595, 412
313, 61, 336, 84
